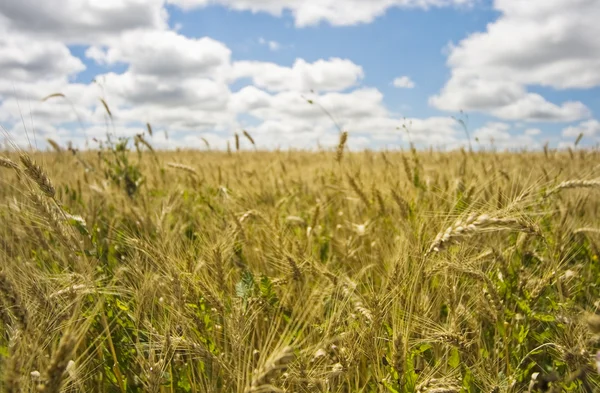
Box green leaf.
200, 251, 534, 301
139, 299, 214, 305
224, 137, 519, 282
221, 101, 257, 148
67, 216, 90, 236
115, 299, 129, 311
532, 313, 555, 322
259, 275, 278, 306
448, 347, 460, 368
381, 380, 400, 393
516, 298, 532, 315
235, 270, 255, 301
462, 368, 475, 393
517, 325, 529, 344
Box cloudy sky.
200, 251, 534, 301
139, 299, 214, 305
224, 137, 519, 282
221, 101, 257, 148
1, 0, 599, 151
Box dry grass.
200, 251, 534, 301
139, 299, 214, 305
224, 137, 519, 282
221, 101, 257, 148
1, 140, 600, 393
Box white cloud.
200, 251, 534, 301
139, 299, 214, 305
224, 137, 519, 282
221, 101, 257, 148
0, 24, 420, 150
430, 0, 599, 122
3, 0, 576, 151
430, 71, 590, 122
232, 58, 364, 92
0, 96, 92, 126
354, 116, 463, 148
119, 104, 237, 132
472, 121, 541, 150
240, 114, 463, 150
0, 0, 167, 44
168, 0, 474, 27
473, 122, 510, 140
230, 84, 464, 149
0, 28, 240, 147
75, 30, 238, 132
489, 94, 589, 122
86, 30, 232, 80
0, 29, 95, 135
524, 128, 541, 136
100, 72, 231, 109
393, 76, 415, 89
562, 119, 600, 137
0, 23, 377, 150
0, 32, 85, 88
245, 88, 388, 123
268, 41, 281, 51
258, 37, 281, 51
3, 123, 80, 150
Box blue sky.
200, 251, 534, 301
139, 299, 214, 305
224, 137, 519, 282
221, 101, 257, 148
165, 3, 504, 122
1, 0, 599, 150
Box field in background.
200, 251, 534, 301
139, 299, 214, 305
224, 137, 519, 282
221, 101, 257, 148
1, 137, 600, 393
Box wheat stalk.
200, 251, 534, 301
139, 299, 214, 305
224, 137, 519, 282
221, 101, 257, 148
416, 377, 462, 393
37, 333, 77, 393
167, 162, 198, 176
347, 174, 370, 207
286, 256, 302, 281
19, 154, 55, 198
28, 192, 73, 247
393, 334, 405, 379
434, 332, 470, 351
545, 180, 600, 197
243, 130, 256, 147
585, 314, 600, 334
0, 156, 19, 171
46, 139, 62, 153
146, 359, 164, 393
574, 227, 600, 235
374, 188, 386, 214
247, 346, 295, 392
201, 137, 210, 150
427, 213, 537, 255
335, 131, 348, 163
99, 97, 112, 119
135, 133, 155, 153
0, 271, 28, 331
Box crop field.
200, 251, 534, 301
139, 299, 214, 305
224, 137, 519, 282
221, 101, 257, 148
1, 135, 600, 393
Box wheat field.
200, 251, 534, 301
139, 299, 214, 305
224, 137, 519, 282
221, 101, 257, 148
1, 134, 600, 393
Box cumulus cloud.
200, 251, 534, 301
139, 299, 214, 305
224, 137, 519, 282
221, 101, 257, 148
258, 37, 281, 51
100, 72, 231, 109
232, 58, 364, 93
0, 29, 95, 132
168, 0, 474, 27
430, 0, 599, 122
230, 84, 464, 149
430, 72, 590, 122
562, 119, 600, 137
0, 0, 167, 44
352, 116, 463, 148
489, 94, 589, 122
234, 87, 388, 124
86, 30, 232, 80
241, 114, 463, 150
0, 26, 239, 144
0, 96, 91, 127
392, 76, 415, 89
2, 0, 565, 151
472, 122, 541, 150
68, 30, 239, 133
524, 128, 541, 136
0, 24, 426, 150
0, 34, 84, 85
